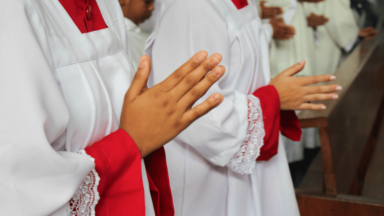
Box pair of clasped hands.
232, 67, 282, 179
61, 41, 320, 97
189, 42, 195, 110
120, 52, 341, 157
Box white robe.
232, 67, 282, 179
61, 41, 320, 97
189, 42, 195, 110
145, 0, 299, 215
283, 0, 359, 163
302, 0, 359, 76
0, 0, 155, 215
125, 18, 150, 71
267, 1, 316, 78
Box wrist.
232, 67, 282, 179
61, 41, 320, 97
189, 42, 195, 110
119, 126, 146, 158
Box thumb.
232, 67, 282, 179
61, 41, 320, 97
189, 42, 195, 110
260, 1, 266, 7
126, 55, 152, 102
280, 60, 305, 77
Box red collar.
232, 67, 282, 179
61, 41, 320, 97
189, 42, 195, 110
59, 0, 107, 33
231, 0, 248, 9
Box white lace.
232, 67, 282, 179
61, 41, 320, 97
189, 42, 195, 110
227, 95, 265, 175
67, 150, 100, 216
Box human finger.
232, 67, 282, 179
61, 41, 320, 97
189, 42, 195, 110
297, 74, 336, 86
287, 26, 296, 34
305, 84, 342, 94
125, 55, 152, 102
297, 103, 326, 110
159, 51, 208, 91
170, 53, 222, 99
302, 93, 338, 102
178, 66, 225, 109
279, 60, 306, 76
181, 93, 224, 126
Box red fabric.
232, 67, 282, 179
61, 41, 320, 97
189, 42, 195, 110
59, 0, 107, 33
85, 129, 145, 216
253, 85, 280, 161
253, 85, 302, 161
280, 110, 302, 141
145, 148, 175, 216
231, 0, 249, 9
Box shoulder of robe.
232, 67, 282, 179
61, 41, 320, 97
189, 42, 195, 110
0, 0, 38, 20
161, 0, 223, 21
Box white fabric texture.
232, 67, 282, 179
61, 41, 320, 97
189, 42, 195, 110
67, 151, 100, 216
228, 95, 265, 175
267, 1, 315, 77
145, 0, 299, 215
124, 18, 150, 71
302, 0, 359, 75
0, 0, 154, 215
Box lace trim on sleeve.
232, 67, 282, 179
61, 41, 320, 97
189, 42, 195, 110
67, 150, 100, 216
227, 95, 265, 175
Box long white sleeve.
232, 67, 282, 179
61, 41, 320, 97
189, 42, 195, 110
146, 0, 263, 167
0, 1, 96, 215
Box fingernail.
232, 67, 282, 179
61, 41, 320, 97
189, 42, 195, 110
332, 94, 338, 99
212, 67, 223, 77
210, 57, 221, 66
321, 105, 326, 110
138, 56, 147, 69
195, 54, 206, 64
336, 86, 342, 91
330, 76, 336, 81
213, 94, 221, 102
299, 60, 305, 65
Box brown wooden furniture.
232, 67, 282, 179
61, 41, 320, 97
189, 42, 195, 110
295, 29, 384, 215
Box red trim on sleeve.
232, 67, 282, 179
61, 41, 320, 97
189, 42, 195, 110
59, 0, 107, 33
280, 110, 302, 141
145, 147, 175, 216
231, 0, 249, 9
253, 85, 280, 161
85, 129, 145, 216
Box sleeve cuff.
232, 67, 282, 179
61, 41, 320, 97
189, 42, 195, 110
280, 110, 302, 141
84, 129, 143, 195
253, 85, 280, 161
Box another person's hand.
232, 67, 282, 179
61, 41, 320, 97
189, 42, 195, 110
120, 52, 225, 157
270, 17, 296, 40
306, 13, 329, 27
270, 61, 341, 110
359, 27, 378, 39
260, 1, 283, 19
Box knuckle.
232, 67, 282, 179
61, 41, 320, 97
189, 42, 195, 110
193, 109, 204, 118
190, 59, 200, 68
173, 69, 183, 79
203, 62, 213, 71
207, 73, 218, 83
185, 76, 197, 86
190, 89, 201, 98
133, 71, 143, 80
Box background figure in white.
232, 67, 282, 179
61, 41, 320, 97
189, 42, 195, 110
261, 0, 316, 78
146, 0, 299, 215
284, 0, 359, 163
302, 0, 359, 76
120, 0, 154, 70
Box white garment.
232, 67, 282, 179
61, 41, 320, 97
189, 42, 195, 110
125, 18, 150, 71
302, 0, 359, 75
145, 0, 299, 215
268, 1, 315, 77
0, 0, 154, 215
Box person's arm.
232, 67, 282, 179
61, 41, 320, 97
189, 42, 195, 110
0, 1, 225, 215
147, 0, 340, 174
